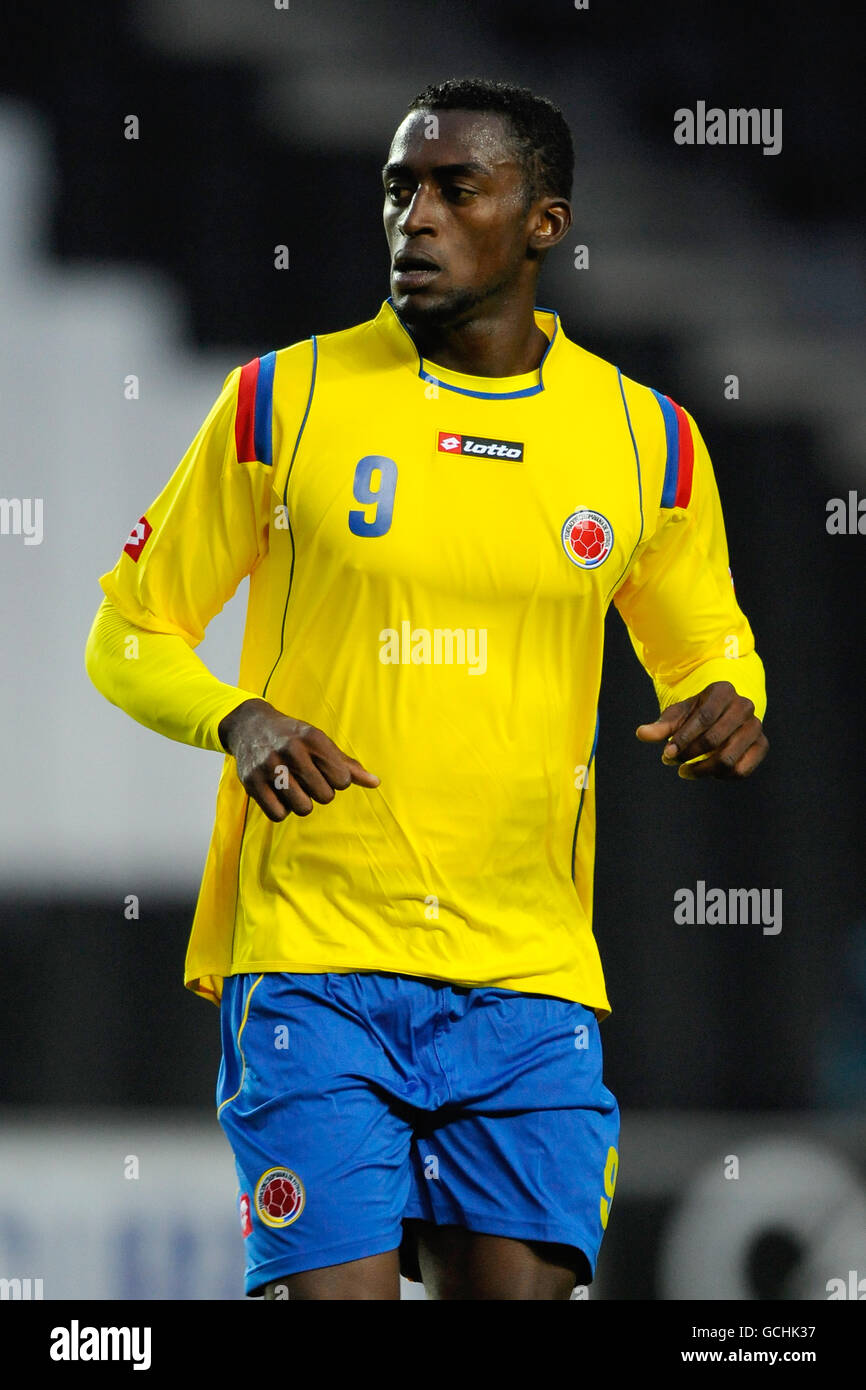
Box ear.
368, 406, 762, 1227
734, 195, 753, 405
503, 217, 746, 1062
527, 198, 573, 256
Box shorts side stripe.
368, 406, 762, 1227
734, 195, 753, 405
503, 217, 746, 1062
217, 973, 265, 1117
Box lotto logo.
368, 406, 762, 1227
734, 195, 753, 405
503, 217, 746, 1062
123, 515, 152, 562
437, 431, 524, 461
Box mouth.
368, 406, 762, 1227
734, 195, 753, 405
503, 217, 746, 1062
392, 253, 441, 291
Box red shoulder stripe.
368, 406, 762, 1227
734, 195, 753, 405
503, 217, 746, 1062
671, 399, 694, 508
235, 358, 260, 463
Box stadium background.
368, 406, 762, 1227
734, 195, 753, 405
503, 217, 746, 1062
1, 0, 864, 1299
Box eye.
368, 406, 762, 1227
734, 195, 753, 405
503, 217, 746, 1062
445, 185, 477, 203
386, 183, 412, 204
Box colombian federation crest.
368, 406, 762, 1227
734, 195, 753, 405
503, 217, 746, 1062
561, 509, 614, 569
254, 1166, 305, 1227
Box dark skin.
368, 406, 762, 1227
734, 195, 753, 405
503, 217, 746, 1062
383, 109, 571, 374
218, 107, 768, 1301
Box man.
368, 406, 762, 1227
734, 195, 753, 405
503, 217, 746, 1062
85, 78, 768, 1301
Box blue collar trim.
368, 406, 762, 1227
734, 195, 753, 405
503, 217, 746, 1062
386, 298, 559, 400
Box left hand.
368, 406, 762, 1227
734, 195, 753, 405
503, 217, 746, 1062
635, 680, 768, 779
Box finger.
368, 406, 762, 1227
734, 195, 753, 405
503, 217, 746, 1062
245, 774, 292, 822
263, 757, 318, 814
679, 720, 764, 779
662, 685, 740, 762
305, 729, 380, 790
274, 748, 337, 805
669, 698, 751, 765
635, 699, 694, 742
729, 735, 769, 779
343, 757, 381, 787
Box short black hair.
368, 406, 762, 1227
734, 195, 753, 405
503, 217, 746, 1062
406, 78, 574, 204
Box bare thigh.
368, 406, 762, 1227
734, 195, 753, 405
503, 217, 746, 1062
414, 1222, 580, 1300
263, 1248, 401, 1300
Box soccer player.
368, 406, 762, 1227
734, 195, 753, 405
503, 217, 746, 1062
85, 78, 768, 1301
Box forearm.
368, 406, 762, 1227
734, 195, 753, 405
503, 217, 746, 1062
84, 596, 264, 753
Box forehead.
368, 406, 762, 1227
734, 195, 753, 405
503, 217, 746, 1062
386, 108, 519, 172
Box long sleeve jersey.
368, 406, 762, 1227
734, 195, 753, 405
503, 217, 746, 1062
85, 300, 766, 1015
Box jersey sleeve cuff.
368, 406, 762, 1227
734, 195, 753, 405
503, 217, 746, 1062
654, 650, 767, 723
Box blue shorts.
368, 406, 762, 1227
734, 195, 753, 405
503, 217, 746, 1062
216, 970, 620, 1296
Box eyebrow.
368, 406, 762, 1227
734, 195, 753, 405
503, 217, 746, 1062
382, 160, 495, 181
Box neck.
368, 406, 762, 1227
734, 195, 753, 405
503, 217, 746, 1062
402, 286, 549, 378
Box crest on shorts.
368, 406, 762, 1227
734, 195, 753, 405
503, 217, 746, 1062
254, 1166, 305, 1227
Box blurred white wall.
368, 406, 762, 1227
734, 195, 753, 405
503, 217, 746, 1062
0, 103, 256, 896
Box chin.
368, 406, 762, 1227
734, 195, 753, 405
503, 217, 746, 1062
393, 287, 480, 330
393, 293, 437, 325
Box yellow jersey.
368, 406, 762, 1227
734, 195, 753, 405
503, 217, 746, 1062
93, 300, 766, 1016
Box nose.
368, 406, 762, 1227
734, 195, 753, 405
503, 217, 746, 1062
397, 183, 437, 238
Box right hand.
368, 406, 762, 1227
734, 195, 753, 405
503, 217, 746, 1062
218, 698, 380, 822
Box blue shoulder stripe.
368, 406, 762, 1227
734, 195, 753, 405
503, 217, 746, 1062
651, 388, 679, 507
253, 351, 277, 467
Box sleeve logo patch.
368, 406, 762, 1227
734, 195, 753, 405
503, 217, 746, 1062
437, 431, 524, 461
561, 509, 614, 569
123, 515, 152, 562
